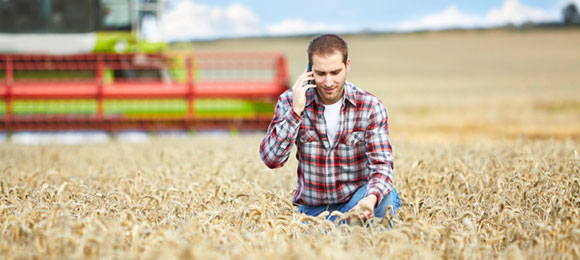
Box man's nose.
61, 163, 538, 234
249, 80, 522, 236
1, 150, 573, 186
324, 76, 333, 87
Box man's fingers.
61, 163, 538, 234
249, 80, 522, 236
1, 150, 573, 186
304, 83, 317, 89
346, 205, 359, 220
357, 210, 373, 222
293, 74, 314, 90
365, 209, 373, 219
301, 75, 314, 85
298, 71, 313, 79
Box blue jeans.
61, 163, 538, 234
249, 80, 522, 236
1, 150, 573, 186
298, 185, 401, 223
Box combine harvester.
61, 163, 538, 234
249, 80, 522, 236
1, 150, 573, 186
0, 0, 288, 134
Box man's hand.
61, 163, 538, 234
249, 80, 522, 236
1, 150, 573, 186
292, 69, 316, 115
349, 195, 377, 222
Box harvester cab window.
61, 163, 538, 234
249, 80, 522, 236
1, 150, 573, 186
100, 0, 131, 30
0, 0, 132, 33
0, 0, 94, 33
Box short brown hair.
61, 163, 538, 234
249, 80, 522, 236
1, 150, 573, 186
307, 34, 348, 65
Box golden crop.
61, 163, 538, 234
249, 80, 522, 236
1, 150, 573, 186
1, 29, 579, 259
0, 135, 578, 259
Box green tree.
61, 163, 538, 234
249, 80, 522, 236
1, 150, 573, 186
563, 3, 580, 25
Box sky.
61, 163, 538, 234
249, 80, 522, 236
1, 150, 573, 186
143, 0, 580, 41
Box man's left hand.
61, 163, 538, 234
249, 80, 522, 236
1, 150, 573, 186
349, 195, 377, 222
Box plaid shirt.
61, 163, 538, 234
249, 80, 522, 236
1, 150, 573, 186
259, 81, 394, 206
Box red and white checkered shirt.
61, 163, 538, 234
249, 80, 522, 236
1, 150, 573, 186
259, 81, 394, 206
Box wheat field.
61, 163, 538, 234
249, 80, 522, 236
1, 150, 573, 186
1, 29, 579, 259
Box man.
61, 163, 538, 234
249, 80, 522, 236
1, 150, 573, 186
259, 34, 401, 223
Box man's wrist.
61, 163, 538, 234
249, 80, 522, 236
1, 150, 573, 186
366, 194, 378, 208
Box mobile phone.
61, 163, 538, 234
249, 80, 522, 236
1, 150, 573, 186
306, 61, 314, 85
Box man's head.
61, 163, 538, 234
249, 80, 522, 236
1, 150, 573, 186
307, 34, 350, 105
307, 34, 348, 65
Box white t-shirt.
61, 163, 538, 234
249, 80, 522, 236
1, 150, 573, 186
323, 98, 343, 146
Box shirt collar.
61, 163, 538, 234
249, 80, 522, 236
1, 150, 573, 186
343, 81, 357, 106
304, 81, 357, 107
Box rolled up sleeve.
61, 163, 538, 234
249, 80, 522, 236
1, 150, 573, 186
259, 93, 302, 169
364, 101, 394, 203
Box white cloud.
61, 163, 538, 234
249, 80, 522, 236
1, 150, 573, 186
397, 5, 481, 31
160, 1, 261, 41
156, 0, 569, 41
266, 18, 342, 36
486, 0, 553, 26
225, 3, 261, 34
157, 1, 338, 41
397, 0, 556, 32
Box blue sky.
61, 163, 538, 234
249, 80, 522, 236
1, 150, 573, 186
146, 0, 580, 41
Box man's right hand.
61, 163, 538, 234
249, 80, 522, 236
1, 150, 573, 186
292, 70, 316, 115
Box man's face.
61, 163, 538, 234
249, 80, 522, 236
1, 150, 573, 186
311, 51, 350, 105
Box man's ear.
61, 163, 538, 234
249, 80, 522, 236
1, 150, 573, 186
345, 59, 351, 72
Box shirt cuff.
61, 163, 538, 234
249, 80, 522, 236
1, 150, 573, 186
286, 108, 302, 128
289, 108, 302, 122
366, 182, 393, 207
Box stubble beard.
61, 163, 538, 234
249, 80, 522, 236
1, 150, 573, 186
316, 83, 345, 105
